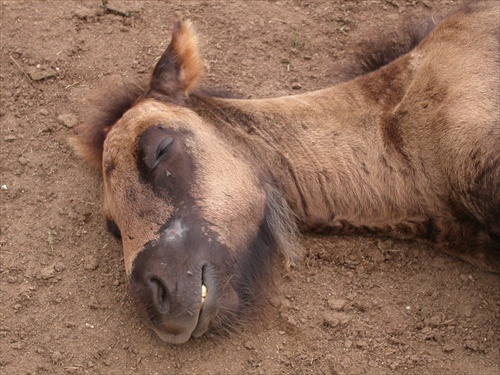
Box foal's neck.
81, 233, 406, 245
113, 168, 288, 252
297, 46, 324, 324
207, 53, 428, 231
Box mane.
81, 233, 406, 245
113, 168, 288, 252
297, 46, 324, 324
264, 183, 302, 267
340, 16, 440, 81
71, 75, 147, 168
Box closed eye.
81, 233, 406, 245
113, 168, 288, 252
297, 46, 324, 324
106, 219, 122, 240
152, 138, 175, 169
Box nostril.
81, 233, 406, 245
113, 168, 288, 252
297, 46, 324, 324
149, 277, 169, 315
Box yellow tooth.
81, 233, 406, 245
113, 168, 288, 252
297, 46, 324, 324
201, 284, 207, 303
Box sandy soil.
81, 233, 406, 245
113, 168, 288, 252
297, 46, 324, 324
1, 1, 498, 374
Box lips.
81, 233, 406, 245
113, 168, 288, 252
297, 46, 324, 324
191, 282, 215, 338
149, 282, 211, 344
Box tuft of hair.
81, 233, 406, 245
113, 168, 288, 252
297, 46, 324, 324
341, 17, 439, 80
192, 87, 241, 99
69, 75, 147, 169
215, 184, 302, 336
264, 184, 303, 268
149, 20, 204, 99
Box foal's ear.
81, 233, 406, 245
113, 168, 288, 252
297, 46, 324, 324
149, 20, 204, 100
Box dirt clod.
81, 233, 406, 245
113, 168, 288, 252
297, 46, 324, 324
105, 1, 143, 17
72, 5, 99, 20
27, 66, 57, 81
328, 298, 347, 311
244, 341, 256, 350
54, 262, 66, 272
57, 113, 78, 128
40, 265, 56, 280
88, 295, 99, 309
12, 303, 22, 310
18, 156, 29, 166
443, 344, 455, 353
323, 312, 351, 328
465, 339, 479, 351
83, 255, 99, 270
51, 351, 63, 364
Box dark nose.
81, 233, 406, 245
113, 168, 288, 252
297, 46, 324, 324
129, 236, 220, 343
148, 277, 170, 315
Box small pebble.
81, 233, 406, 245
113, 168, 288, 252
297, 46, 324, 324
292, 83, 302, 90
428, 315, 441, 327
465, 339, 478, 351
18, 156, 29, 166
57, 113, 78, 128
389, 361, 399, 370
88, 295, 99, 309
106, 0, 143, 17
54, 262, 66, 272
72, 5, 96, 20
280, 298, 292, 311
40, 265, 55, 280
287, 315, 298, 327
443, 344, 455, 353
323, 312, 350, 327
244, 341, 256, 350
83, 255, 99, 270
355, 340, 367, 348
51, 351, 63, 364
28, 66, 57, 81
328, 298, 346, 311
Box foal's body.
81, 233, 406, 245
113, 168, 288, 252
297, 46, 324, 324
73, 1, 499, 343
193, 2, 499, 270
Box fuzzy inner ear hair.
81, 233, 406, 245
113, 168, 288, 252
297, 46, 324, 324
149, 20, 204, 100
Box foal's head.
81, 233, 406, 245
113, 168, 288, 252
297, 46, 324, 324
72, 21, 298, 344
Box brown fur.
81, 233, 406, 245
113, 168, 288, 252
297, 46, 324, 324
70, 75, 147, 169
148, 20, 204, 103
72, 2, 499, 344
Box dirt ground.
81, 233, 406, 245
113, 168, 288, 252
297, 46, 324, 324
1, 1, 499, 374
